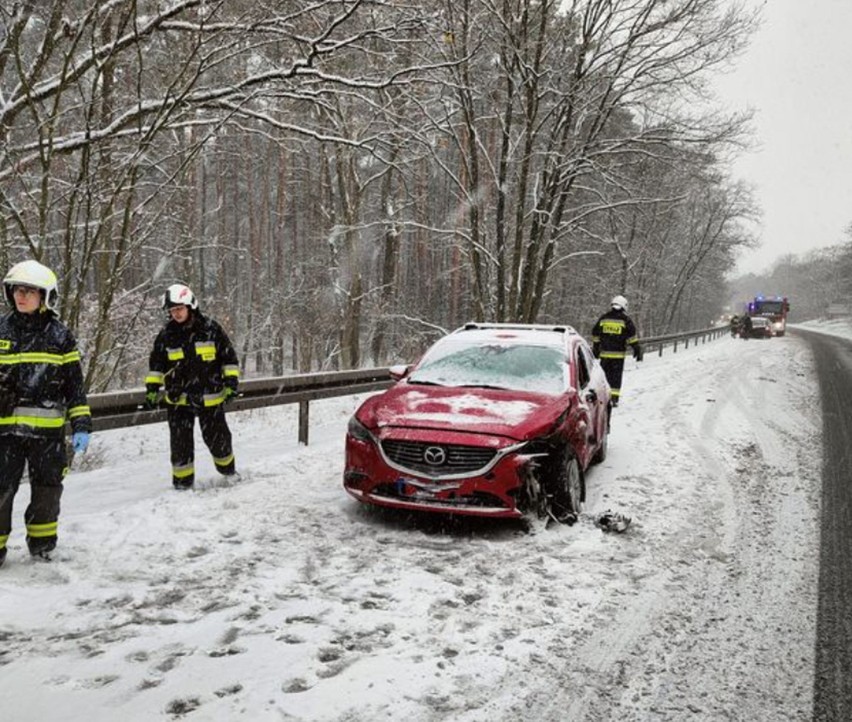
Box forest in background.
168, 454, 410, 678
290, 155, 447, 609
0, 1, 761, 391
729, 239, 852, 322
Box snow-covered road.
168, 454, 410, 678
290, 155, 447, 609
0, 333, 822, 721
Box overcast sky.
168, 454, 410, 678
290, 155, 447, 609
714, 0, 852, 275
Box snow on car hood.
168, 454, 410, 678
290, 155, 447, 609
358, 383, 569, 441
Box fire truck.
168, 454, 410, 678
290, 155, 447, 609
748, 295, 790, 337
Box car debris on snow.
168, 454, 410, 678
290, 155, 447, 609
596, 510, 632, 532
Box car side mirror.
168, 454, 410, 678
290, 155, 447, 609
389, 364, 410, 381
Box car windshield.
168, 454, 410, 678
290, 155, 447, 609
408, 342, 568, 394
754, 301, 785, 314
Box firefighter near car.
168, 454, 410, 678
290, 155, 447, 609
0, 260, 92, 567
748, 295, 790, 337
145, 283, 241, 490
590, 295, 643, 406
729, 315, 741, 337
343, 323, 611, 526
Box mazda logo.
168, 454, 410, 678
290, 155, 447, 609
423, 446, 447, 466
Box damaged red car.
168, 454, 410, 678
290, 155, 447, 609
343, 323, 611, 524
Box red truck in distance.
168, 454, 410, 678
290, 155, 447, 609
748, 295, 790, 337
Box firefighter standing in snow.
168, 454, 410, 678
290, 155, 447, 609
146, 284, 240, 489
591, 295, 643, 406
0, 260, 91, 567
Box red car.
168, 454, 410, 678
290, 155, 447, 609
344, 323, 611, 524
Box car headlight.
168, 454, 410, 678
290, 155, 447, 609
347, 415, 375, 444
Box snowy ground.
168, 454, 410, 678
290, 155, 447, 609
0, 323, 837, 721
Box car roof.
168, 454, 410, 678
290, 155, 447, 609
447, 322, 580, 349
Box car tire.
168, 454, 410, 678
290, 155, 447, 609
550, 449, 584, 524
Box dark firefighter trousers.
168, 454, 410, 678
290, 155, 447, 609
600, 357, 626, 402
167, 404, 235, 487
0, 434, 67, 556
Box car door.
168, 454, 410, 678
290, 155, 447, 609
567, 340, 598, 467
576, 342, 609, 464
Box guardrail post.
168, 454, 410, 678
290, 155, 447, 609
674, 339, 678, 352
298, 400, 310, 445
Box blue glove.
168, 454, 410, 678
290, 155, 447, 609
72, 431, 90, 454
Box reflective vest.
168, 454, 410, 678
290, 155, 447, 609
0, 309, 91, 437
146, 311, 240, 408
591, 309, 640, 360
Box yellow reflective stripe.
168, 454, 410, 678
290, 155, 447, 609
173, 463, 194, 479
600, 320, 626, 334
26, 521, 58, 538
600, 351, 626, 359
68, 405, 91, 419
0, 407, 66, 428
0, 339, 11, 350
0, 352, 80, 364
165, 392, 189, 406
610, 389, 621, 397
167, 347, 185, 361
0, 416, 66, 428
9, 352, 65, 364
195, 342, 216, 361
0, 533, 8, 549
223, 365, 240, 378
145, 371, 164, 384
628, 337, 639, 345
23, 353, 64, 363
591, 336, 600, 343
203, 392, 225, 407
214, 453, 234, 468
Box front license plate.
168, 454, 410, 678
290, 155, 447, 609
395, 478, 435, 497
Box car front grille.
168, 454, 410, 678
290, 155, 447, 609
381, 439, 497, 477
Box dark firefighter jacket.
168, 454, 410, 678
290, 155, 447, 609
146, 311, 240, 409
0, 309, 92, 437
591, 308, 642, 361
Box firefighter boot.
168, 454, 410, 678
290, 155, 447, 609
28, 536, 56, 561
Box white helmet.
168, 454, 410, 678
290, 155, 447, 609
4, 260, 59, 310
162, 283, 198, 310
611, 295, 628, 311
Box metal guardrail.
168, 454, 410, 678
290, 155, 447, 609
87, 326, 727, 443
641, 325, 728, 356
89, 367, 394, 443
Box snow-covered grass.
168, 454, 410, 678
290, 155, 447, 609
0, 323, 839, 721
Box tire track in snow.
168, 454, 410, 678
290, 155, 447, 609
521, 337, 820, 721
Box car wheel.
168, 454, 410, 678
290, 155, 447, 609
549, 450, 584, 524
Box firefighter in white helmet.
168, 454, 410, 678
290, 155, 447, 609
144, 283, 240, 489
591, 295, 643, 407
0, 260, 91, 567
